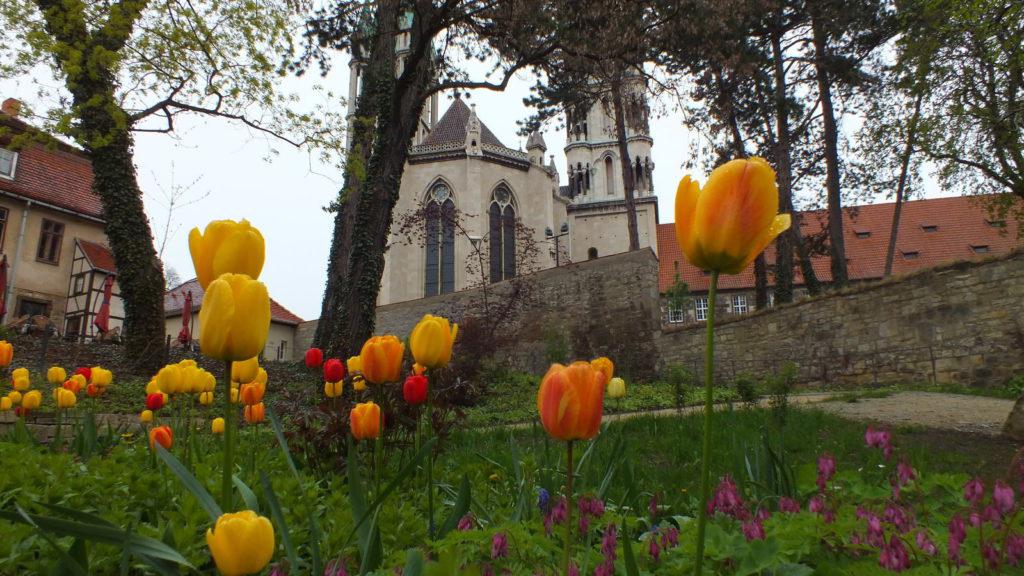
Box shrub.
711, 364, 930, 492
765, 362, 797, 426
663, 363, 693, 411
542, 327, 570, 365
734, 373, 759, 408
1007, 374, 1024, 398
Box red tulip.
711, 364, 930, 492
403, 374, 428, 405
74, 366, 92, 382
305, 347, 324, 369
146, 393, 166, 411
323, 358, 345, 383
149, 426, 173, 450
86, 384, 102, 398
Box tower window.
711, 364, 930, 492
604, 156, 614, 195
425, 183, 455, 296
489, 185, 517, 283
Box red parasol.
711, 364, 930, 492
0, 255, 7, 320
177, 290, 193, 345
93, 274, 114, 333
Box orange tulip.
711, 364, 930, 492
62, 378, 83, 394
244, 402, 265, 424
0, 340, 12, 367
674, 157, 791, 275
239, 382, 265, 405
590, 357, 614, 383
149, 425, 173, 450
86, 383, 102, 398
537, 362, 607, 441
350, 401, 382, 440
358, 336, 405, 384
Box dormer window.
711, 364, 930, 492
986, 219, 1006, 228
901, 250, 920, 260
971, 245, 991, 254
921, 224, 938, 233
855, 230, 871, 239
0, 149, 17, 179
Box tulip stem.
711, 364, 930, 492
427, 403, 435, 539
221, 360, 235, 512
694, 270, 718, 576
564, 440, 574, 576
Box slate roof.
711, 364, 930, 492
419, 98, 505, 148
657, 195, 1023, 292
77, 239, 117, 274
0, 113, 103, 220
165, 278, 304, 325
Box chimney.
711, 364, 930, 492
1, 98, 22, 117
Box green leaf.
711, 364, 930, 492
232, 475, 259, 513
267, 406, 300, 479
622, 518, 639, 576
20, 506, 88, 576
437, 475, 471, 540
402, 548, 425, 576
260, 472, 299, 571
155, 445, 221, 522
308, 514, 323, 575
358, 511, 383, 575
347, 435, 371, 553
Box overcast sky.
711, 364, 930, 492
2, 49, 950, 322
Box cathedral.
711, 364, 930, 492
347, 19, 659, 307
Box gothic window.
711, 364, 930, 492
425, 182, 455, 297
588, 247, 598, 260
576, 163, 584, 196
489, 185, 517, 283
604, 156, 614, 195
645, 157, 654, 192
634, 156, 644, 190
585, 163, 591, 190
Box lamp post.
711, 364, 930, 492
545, 222, 570, 267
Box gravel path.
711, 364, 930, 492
813, 391, 1015, 435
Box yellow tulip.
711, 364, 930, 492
607, 377, 626, 399
359, 335, 405, 384
212, 417, 225, 434
47, 366, 67, 385
180, 365, 202, 393
230, 387, 240, 404
675, 157, 791, 275
206, 510, 275, 576
0, 340, 13, 367
350, 401, 382, 440
91, 367, 113, 387
346, 355, 362, 375
156, 364, 184, 395
53, 387, 77, 409
21, 390, 41, 410
591, 357, 614, 383
231, 357, 259, 384
353, 377, 366, 392
145, 379, 160, 395
254, 368, 268, 386
12, 376, 29, 392
69, 374, 87, 390
8, 390, 21, 405
140, 409, 153, 423
200, 370, 217, 392
324, 380, 343, 398
189, 219, 265, 290
409, 314, 458, 369
199, 391, 215, 405
198, 273, 271, 361
0, 397, 11, 411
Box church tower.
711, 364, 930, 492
346, 9, 438, 149
562, 78, 658, 262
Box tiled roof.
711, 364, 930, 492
0, 113, 103, 220
657, 195, 1023, 292
526, 131, 547, 150
419, 98, 505, 148
77, 239, 116, 274
165, 278, 305, 326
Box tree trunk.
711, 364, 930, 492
715, 66, 769, 309
323, 1, 434, 358
79, 100, 167, 375
884, 94, 924, 277
811, 12, 849, 287
610, 78, 641, 251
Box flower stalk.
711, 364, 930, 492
221, 360, 235, 511
694, 270, 718, 575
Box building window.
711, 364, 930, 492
855, 230, 871, 239
921, 224, 938, 233
766, 292, 775, 309
424, 183, 455, 297
604, 156, 614, 195
488, 185, 516, 283
694, 296, 709, 322
901, 250, 920, 260
667, 306, 685, 323
0, 206, 8, 251
73, 275, 85, 295
588, 247, 598, 260
731, 294, 748, 314
0, 149, 16, 179
986, 219, 1006, 228
64, 315, 82, 338
971, 245, 991, 254
16, 297, 50, 318
37, 218, 64, 264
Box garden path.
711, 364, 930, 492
812, 391, 1014, 435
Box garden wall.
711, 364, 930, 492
657, 250, 1024, 389
298, 249, 664, 379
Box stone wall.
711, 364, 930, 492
657, 250, 1024, 389
298, 249, 664, 379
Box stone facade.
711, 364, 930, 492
657, 250, 1024, 389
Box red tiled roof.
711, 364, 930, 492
419, 98, 505, 148
658, 195, 1023, 292
77, 239, 117, 273
165, 278, 304, 326
0, 113, 103, 220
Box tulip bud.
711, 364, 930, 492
62, 378, 82, 394
139, 409, 153, 423
146, 393, 166, 411
198, 273, 271, 361
21, 390, 41, 410
199, 391, 215, 406
149, 425, 173, 450
240, 382, 265, 405
8, 390, 22, 405
189, 219, 265, 289
0, 397, 11, 411
346, 355, 362, 376
607, 377, 626, 399
244, 402, 265, 424
54, 387, 77, 409
359, 335, 405, 384
86, 383, 102, 398
590, 357, 614, 383
91, 367, 113, 387
403, 374, 428, 405
156, 364, 184, 395
324, 380, 343, 398
0, 341, 13, 367
350, 401, 382, 440
537, 362, 606, 441
211, 417, 225, 434
409, 314, 458, 369
206, 510, 275, 576
47, 366, 67, 385
323, 358, 345, 383
231, 357, 260, 384
74, 366, 91, 382
305, 347, 323, 369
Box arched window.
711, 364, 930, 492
585, 163, 591, 190
489, 185, 517, 283
425, 182, 455, 296
604, 156, 614, 195
588, 247, 598, 260
634, 156, 644, 191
